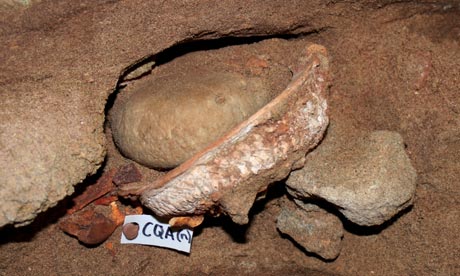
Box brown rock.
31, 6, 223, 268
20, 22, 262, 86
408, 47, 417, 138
113, 163, 142, 186
67, 169, 116, 215
277, 199, 343, 260
59, 208, 118, 245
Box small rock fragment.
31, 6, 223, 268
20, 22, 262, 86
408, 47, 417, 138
93, 195, 118, 206
277, 199, 343, 260
67, 169, 117, 215
286, 123, 417, 226
109, 201, 126, 225
113, 163, 143, 186
169, 215, 204, 228
59, 207, 118, 245
123, 60, 156, 82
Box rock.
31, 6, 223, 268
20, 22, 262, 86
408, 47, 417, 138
59, 207, 118, 245
277, 198, 343, 260
0, 87, 106, 228
112, 70, 273, 169
286, 123, 417, 226
113, 163, 142, 186
67, 169, 116, 215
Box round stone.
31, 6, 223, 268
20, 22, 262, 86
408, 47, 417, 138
112, 70, 273, 169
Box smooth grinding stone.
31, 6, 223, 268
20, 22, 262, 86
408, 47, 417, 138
112, 70, 273, 169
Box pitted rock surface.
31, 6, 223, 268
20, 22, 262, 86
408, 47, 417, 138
112, 70, 273, 169
277, 198, 343, 260
286, 123, 417, 226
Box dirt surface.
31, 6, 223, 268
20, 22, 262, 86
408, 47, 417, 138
1, 0, 459, 275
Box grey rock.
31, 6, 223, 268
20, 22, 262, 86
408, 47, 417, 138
286, 123, 417, 226
277, 198, 343, 260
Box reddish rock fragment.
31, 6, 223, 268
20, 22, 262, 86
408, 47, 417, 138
110, 201, 125, 225
169, 215, 204, 228
59, 208, 118, 245
113, 163, 142, 186
105, 242, 116, 258
93, 195, 118, 206
67, 169, 117, 215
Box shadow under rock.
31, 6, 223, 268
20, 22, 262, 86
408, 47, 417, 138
194, 180, 287, 244
292, 195, 415, 236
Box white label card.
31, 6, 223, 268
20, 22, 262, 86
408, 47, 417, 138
120, 215, 193, 253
